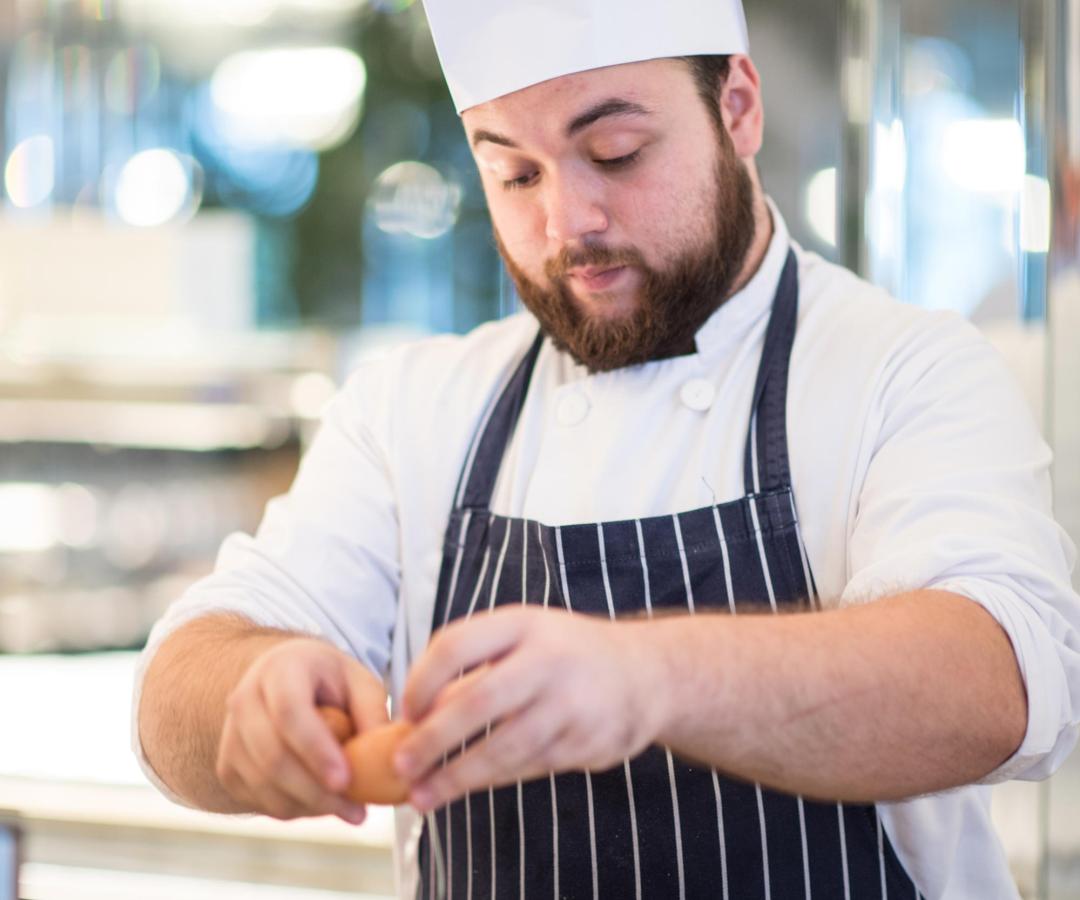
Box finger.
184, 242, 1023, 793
396, 656, 542, 781
222, 727, 309, 819
344, 660, 391, 734
239, 695, 358, 817
420, 662, 491, 723
261, 677, 353, 792
235, 718, 366, 824
317, 706, 355, 743
410, 706, 571, 811
391, 664, 489, 780
216, 721, 260, 808
431, 661, 488, 703
404, 609, 531, 721
248, 773, 366, 825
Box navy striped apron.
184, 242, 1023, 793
416, 251, 923, 899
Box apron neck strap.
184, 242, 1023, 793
455, 330, 544, 510
743, 249, 799, 496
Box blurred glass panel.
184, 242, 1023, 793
747, 0, 843, 262
1044, 0, 1080, 895
845, 1, 1028, 322
839, 0, 1080, 895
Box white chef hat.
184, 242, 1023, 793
423, 0, 750, 114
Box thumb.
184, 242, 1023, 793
346, 659, 391, 733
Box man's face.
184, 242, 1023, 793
464, 58, 758, 372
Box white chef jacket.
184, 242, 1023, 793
132, 203, 1080, 900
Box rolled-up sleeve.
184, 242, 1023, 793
131, 357, 402, 790
840, 313, 1080, 783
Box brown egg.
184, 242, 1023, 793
317, 706, 356, 743
341, 721, 415, 806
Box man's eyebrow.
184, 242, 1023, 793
566, 98, 652, 136
469, 98, 652, 149
471, 129, 518, 149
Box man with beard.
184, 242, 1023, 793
497, 57, 759, 373
134, 1, 1080, 898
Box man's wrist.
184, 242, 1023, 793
626, 613, 732, 750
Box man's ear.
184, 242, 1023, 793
720, 55, 764, 160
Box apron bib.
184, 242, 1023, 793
415, 252, 923, 900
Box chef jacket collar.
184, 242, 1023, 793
692, 195, 792, 362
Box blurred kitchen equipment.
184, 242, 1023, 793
0, 812, 22, 900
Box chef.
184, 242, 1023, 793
133, 0, 1080, 898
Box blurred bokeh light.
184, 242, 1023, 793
114, 149, 202, 226
209, 46, 367, 151
5, 135, 55, 209
369, 161, 462, 239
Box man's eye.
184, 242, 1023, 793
595, 149, 641, 170
502, 172, 538, 191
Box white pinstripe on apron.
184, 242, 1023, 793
418, 252, 924, 900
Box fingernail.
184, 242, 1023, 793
340, 805, 366, 825
412, 786, 434, 810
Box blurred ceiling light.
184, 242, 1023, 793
210, 47, 367, 152
114, 149, 201, 227
5, 135, 55, 209
192, 85, 319, 217
0, 483, 56, 553
1020, 174, 1051, 254
941, 118, 1024, 194
370, 161, 463, 239
804, 167, 837, 248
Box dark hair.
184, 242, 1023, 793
681, 55, 731, 131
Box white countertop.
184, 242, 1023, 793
0, 651, 394, 846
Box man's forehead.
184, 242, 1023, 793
463, 58, 687, 134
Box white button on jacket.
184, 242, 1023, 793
680, 377, 716, 412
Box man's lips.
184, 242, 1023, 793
566, 265, 629, 291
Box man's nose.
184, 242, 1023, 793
543, 170, 608, 244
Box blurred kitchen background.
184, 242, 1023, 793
0, 0, 1077, 897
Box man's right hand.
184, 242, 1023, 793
215, 635, 389, 825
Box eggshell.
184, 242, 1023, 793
317, 706, 356, 743
341, 721, 415, 806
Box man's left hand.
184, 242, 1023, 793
394, 607, 666, 811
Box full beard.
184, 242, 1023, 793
496, 134, 758, 374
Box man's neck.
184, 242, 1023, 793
727, 191, 775, 298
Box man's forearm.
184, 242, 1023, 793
646, 590, 1027, 802
137, 613, 300, 812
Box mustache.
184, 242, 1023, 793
544, 244, 648, 281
